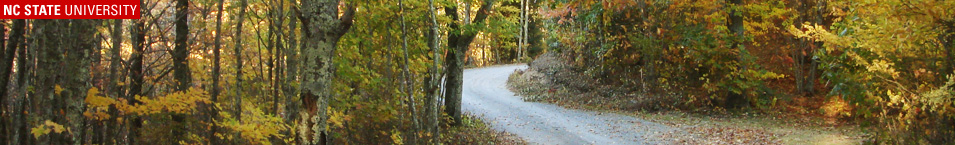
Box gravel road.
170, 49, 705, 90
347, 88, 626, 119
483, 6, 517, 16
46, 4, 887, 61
461, 64, 676, 145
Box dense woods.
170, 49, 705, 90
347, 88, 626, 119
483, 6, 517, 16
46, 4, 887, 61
0, 0, 531, 143
0, 0, 952, 144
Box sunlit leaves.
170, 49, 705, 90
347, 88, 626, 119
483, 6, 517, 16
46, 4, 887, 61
54, 84, 64, 95
83, 87, 211, 119
30, 120, 68, 139
217, 102, 289, 145
787, 0, 955, 142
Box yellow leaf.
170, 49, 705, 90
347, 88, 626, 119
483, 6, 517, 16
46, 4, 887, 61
390, 130, 403, 145
87, 87, 101, 98
31, 125, 50, 139
52, 123, 66, 133
54, 85, 64, 95
44, 120, 66, 133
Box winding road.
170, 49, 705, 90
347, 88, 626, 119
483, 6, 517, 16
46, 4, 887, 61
461, 64, 677, 145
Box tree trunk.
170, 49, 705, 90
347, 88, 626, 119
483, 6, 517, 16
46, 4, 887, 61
234, 0, 248, 142
172, 0, 192, 142
397, 0, 420, 142
14, 20, 34, 144
443, 23, 463, 125
1, 20, 26, 106
443, 0, 496, 126
298, 0, 355, 144
103, 19, 124, 145
1, 20, 26, 145
426, 0, 442, 142
806, 0, 827, 95
0, 19, 6, 145
31, 19, 99, 145
210, 0, 226, 143
33, 19, 64, 144
266, 3, 279, 114
284, 2, 301, 140
66, 19, 99, 145
726, 0, 746, 107
129, 1, 147, 143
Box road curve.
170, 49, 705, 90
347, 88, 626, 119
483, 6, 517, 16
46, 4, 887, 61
461, 64, 675, 145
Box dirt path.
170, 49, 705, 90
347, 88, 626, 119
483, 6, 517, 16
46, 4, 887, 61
461, 64, 677, 145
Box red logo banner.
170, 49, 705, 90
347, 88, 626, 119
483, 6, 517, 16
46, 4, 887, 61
0, 0, 140, 19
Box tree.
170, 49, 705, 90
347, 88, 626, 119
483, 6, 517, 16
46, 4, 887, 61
211, 0, 226, 143
1, 20, 26, 145
284, 0, 301, 134
172, 0, 192, 142
284, 0, 302, 140
66, 19, 99, 145
234, 0, 248, 141
0, 20, 5, 145
425, 0, 442, 142
396, 0, 421, 143
33, 19, 65, 144
97, 18, 124, 145
725, 0, 746, 107
298, 0, 355, 143
444, 0, 497, 126
29, 19, 100, 144
129, 1, 147, 142
13, 22, 32, 144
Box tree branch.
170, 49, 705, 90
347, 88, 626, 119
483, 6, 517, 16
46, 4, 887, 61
457, 0, 496, 46
339, 3, 357, 35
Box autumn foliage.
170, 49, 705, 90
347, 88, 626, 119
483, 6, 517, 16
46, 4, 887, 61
540, 0, 954, 143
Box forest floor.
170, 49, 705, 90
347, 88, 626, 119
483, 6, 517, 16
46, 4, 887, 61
443, 113, 528, 144
504, 52, 872, 144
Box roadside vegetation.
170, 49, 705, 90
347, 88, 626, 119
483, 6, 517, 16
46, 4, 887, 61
443, 113, 527, 145
509, 0, 955, 144
510, 53, 869, 144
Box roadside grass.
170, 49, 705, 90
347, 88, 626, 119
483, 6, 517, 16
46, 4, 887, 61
507, 52, 871, 144
442, 113, 527, 145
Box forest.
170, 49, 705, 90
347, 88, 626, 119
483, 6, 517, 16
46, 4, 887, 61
0, 0, 953, 144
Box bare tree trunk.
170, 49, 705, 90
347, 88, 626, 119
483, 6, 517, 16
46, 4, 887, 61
103, 19, 124, 145
172, 0, 192, 142
126, 1, 148, 144
425, 0, 442, 142
33, 19, 65, 144
298, 0, 355, 144
1, 20, 26, 145
265, 3, 278, 114
0, 19, 6, 145
519, 0, 527, 60
233, 0, 249, 142
210, 0, 226, 143
397, 0, 420, 143
284, 2, 301, 141
129, 2, 147, 143
1, 20, 25, 103
67, 19, 99, 145
444, 0, 496, 126
31, 19, 99, 145
443, 5, 464, 126
14, 22, 35, 144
